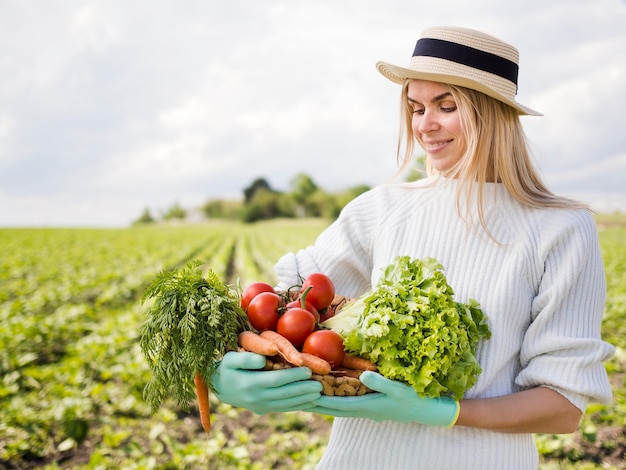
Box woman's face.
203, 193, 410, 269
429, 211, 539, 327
407, 80, 466, 174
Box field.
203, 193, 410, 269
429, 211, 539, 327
0, 218, 624, 469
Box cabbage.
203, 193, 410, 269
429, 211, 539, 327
322, 256, 490, 400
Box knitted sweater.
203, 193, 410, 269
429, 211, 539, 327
273, 177, 614, 470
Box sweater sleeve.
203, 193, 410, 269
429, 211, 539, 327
515, 210, 615, 411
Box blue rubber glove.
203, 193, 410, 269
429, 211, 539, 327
211, 351, 322, 414
310, 371, 460, 427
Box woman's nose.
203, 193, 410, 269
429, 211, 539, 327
415, 109, 438, 134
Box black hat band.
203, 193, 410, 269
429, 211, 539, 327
413, 38, 519, 86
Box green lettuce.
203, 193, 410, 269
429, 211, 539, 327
322, 256, 490, 400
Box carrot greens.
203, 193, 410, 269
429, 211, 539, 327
139, 260, 250, 413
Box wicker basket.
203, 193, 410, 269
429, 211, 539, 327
261, 355, 372, 396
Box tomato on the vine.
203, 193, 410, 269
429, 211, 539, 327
246, 291, 281, 331
285, 298, 320, 322
276, 308, 316, 349
301, 273, 335, 311
241, 282, 275, 310
302, 329, 345, 369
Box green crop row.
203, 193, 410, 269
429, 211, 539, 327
0, 221, 623, 469
0, 221, 330, 469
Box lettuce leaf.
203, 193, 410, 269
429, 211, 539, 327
323, 256, 490, 400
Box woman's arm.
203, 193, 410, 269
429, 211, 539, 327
456, 386, 582, 434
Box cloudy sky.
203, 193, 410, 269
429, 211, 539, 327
1, 0, 625, 227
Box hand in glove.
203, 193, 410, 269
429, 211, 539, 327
310, 371, 459, 427
211, 351, 322, 414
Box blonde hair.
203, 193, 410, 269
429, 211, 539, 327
397, 80, 588, 231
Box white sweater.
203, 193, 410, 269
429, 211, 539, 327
274, 177, 614, 470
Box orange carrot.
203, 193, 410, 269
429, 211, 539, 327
342, 353, 377, 371
194, 372, 210, 433
238, 331, 279, 356
260, 330, 304, 366
300, 352, 332, 375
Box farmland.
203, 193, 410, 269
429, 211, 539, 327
0, 218, 625, 469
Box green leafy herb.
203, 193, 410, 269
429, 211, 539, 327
139, 260, 250, 412
323, 256, 490, 400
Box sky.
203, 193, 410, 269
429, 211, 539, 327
1, 0, 625, 227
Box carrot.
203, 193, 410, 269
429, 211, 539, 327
260, 330, 304, 366
300, 352, 332, 375
194, 372, 211, 433
238, 331, 279, 356
342, 353, 377, 371
331, 367, 364, 379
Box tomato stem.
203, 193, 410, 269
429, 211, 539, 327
300, 285, 313, 310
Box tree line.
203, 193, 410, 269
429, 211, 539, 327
133, 156, 426, 226
132, 173, 373, 226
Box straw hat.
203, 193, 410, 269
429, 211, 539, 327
376, 26, 541, 116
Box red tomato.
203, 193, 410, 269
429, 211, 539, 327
276, 308, 316, 349
241, 282, 275, 310
302, 330, 345, 369
319, 308, 335, 323
246, 291, 281, 331
286, 298, 320, 322
301, 273, 335, 311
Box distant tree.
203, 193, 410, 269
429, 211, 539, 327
290, 173, 318, 204
132, 207, 156, 225
242, 188, 295, 223
276, 193, 298, 219
202, 199, 243, 220
290, 173, 337, 217
243, 178, 273, 203
162, 201, 187, 221
306, 188, 339, 219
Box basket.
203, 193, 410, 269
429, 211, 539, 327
261, 355, 372, 396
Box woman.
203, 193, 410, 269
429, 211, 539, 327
212, 26, 614, 469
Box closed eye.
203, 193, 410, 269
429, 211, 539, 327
408, 92, 456, 114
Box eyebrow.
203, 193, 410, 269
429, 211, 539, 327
407, 92, 453, 104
